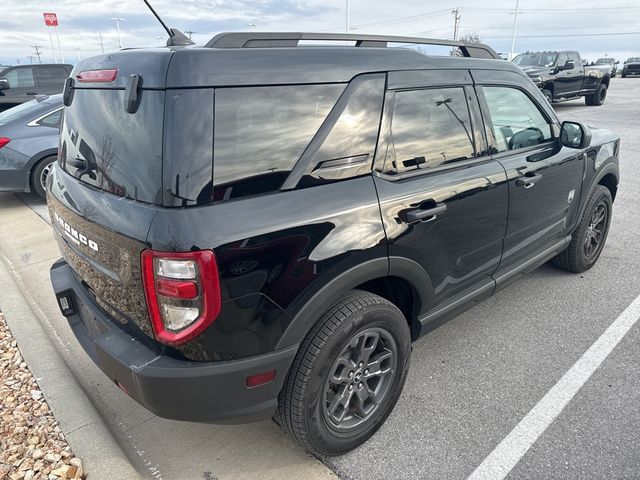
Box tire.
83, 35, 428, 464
542, 89, 553, 104
552, 185, 612, 273
30, 156, 56, 199
277, 291, 411, 456
586, 83, 607, 106
622, 74, 627, 78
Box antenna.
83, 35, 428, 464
141, 0, 195, 46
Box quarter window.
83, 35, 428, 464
481, 87, 552, 152
3, 68, 35, 88
213, 84, 344, 200
382, 87, 476, 174
38, 109, 62, 128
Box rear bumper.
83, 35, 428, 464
50, 259, 297, 424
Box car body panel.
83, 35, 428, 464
0, 96, 62, 192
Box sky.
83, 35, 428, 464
2, 0, 639, 65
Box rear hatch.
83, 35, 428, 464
48, 49, 173, 346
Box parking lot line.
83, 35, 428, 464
467, 292, 640, 480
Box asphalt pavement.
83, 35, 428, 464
5, 77, 640, 480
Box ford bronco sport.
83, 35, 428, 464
48, 32, 620, 456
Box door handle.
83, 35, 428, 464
515, 174, 542, 189
26, 91, 38, 95
405, 202, 447, 223
67, 157, 87, 170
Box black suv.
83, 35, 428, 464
47, 33, 620, 456
0, 64, 72, 111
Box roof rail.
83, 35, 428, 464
204, 32, 499, 59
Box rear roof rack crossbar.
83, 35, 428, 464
204, 32, 499, 59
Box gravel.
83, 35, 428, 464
0, 313, 86, 480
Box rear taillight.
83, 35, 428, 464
75, 69, 118, 83
0, 138, 10, 149
141, 250, 221, 346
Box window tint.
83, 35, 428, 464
213, 84, 344, 200
37, 67, 68, 83
556, 53, 568, 67
481, 87, 552, 152
382, 87, 475, 174
38, 109, 62, 128
3, 68, 35, 88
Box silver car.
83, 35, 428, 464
0, 94, 62, 198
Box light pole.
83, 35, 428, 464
109, 17, 126, 49
509, 0, 520, 61
346, 0, 350, 34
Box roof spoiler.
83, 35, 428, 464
204, 32, 499, 59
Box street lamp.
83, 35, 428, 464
109, 17, 126, 49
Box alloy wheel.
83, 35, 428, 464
583, 201, 608, 259
322, 327, 398, 431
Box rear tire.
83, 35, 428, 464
586, 83, 607, 106
622, 73, 627, 78
542, 89, 553, 104
30, 156, 56, 199
277, 291, 411, 456
552, 185, 612, 273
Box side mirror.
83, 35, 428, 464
560, 121, 591, 149
0, 78, 9, 91
615, 61, 620, 65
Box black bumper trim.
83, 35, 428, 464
50, 259, 297, 424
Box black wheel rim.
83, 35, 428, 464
322, 327, 397, 431
583, 201, 608, 260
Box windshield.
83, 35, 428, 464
628, 57, 640, 63
596, 58, 613, 64
0, 99, 41, 126
513, 53, 558, 67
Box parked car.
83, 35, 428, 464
0, 95, 62, 198
0, 64, 71, 111
622, 57, 640, 77
594, 57, 618, 77
48, 33, 619, 457
513, 50, 611, 105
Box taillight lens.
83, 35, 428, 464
75, 69, 118, 83
0, 138, 10, 149
141, 250, 221, 346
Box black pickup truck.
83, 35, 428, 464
513, 51, 611, 106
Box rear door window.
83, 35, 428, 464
4, 68, 35, 87
213, 84, 344, 201
381, 87, 476, 174
37, 66, 69, 84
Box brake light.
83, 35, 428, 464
0, 138, 10, 149
141, 250, 221, 346
75, 69, 118, 83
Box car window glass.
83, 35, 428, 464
3, 68, 35, 87
568, 52, 579, 64
481, 86, 552, 152
382, 87, 475, 174
37, 67, 68, 83
556, 53, 568, 67
213, 84, 344, 200
38, 109, 62, 128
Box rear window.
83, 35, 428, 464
212, 84, 344, 201
59, 89, 164, 204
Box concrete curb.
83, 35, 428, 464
0, 255, 142, 479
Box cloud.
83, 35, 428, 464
1, 0, 638, 65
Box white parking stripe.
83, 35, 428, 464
467, 293, 640, 480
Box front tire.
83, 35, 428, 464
553, 185, 612, 273
30, 156, 56, 199
277, 291, 411, 456
542, 89, 553, 104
